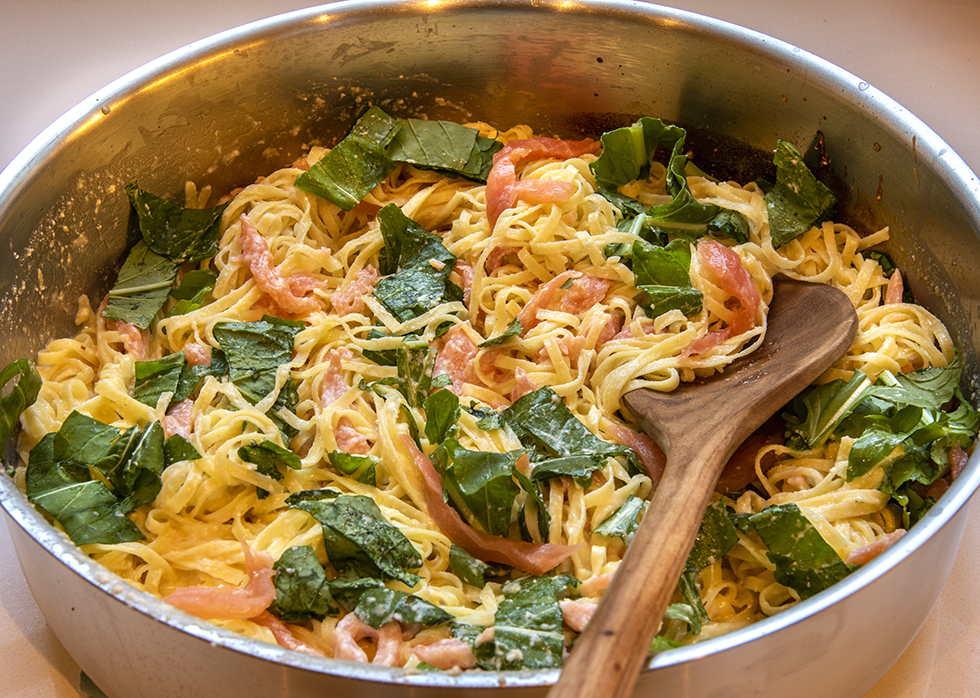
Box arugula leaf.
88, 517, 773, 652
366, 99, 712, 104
676, 564, 708, 634
663, 597, 704, 637
292, 494, 422, 587
463, 401, 504, 431
25, 414, 167, 547
631, 238, 703, 317
687, 498, 739, 571
365, 338, 441, 410
450, 622, 498, 670
133, 352, 186, 408
764, 140, 836, 248
591, 116, 687, 190
844, 406, 922, 481
113, 420, 166, 513
168, 269, 217, 316
327, 450, 377, 485
650, 635, 684, 653
26, 433, 145, 545
104, 182, 228, 330
126, 182, 229, 262
423, 388, 460, 445
632, 238, 692, 286
373, 204, 461, 323
432, 439, 523, 537
374, 266, 459, 323
502, 387, 631, 482
239, 439, 301, 473
707, 208, 751, 243
593, 495, 647, 544
47, 412, 167, 515
327, 576, 390, 612
513, 466, 552, 544
272, 547, 390, 620
736, 503, 851, 599
865, 356, 963, 411
784, 370, 875, 449
213, 316, 303, 404
285, 488, 342, 504
851, 394, 978, 503
375, 202, 453, 279
164, 433, 201, 464
171, 349, 228, 404
387, 118, 503, 182
102, 241, 181, 329
271, 545, 335, 621
53, 412, 135, 474
637, 285, 703, 317
492, 575, 577, 670
352, 587, 453, 629
0, 359, 41, 470
296, 110, 501, 211
294, 106, 403, 210
478, 318, 524, 348
590, 117, 748, 243
448, 543, 491, 587
661, 498, 740, 637
239, 439, 301, 497
784, 356, 979, 515
361, 330, 429, 368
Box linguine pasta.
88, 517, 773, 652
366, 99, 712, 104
13, 117, 972, 668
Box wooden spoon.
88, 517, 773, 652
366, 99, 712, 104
548, 279, 858, 698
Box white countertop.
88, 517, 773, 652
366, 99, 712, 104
3, 1, 980, 696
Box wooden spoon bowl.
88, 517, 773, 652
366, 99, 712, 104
549, 279, 859, 698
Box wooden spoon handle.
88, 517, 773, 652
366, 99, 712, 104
548, 437, 727, 698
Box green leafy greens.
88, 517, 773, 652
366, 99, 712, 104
630, 238, 702, 317
590, 116, 749, 245
132, 352, 186, 409
290, 491, 423, 587
213, 315, 304, 441
103, 183, 229, 329
764, 140, 837, 248
495, 575, 577, 669
238, 438, 302, 497
352, 587, 453, 629
431, 439, 524, 537
735, 503, 851, 599
593, 494, 647, 544
271, 544, 386, 620
294, 106, 402, 211
448, 543, 493, 588
387, 118, 503, 182
372, 204, 462, 323
295, 107, 503, 211
102, 242, 182, 330
24, 411, 195, 546
125, 181, 228, 262
0, 359, 41, 471
502, 386, 633, 482
272, 545, 336, 621
327, 451, 378, 485
457, 575, 577, 671
783, 355, 979, 522
167, 269, 217, 316
213, 316, 303, 403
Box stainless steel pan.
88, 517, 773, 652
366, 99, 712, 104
2, 2, 979, 696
